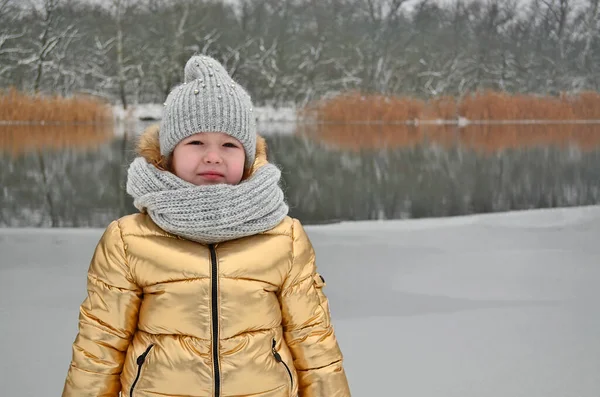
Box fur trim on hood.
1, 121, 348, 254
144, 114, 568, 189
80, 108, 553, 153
134, 124, 269, 180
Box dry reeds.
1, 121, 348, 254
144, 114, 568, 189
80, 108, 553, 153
305, 90, 600, 123
421, 96, 458, 120
301, 91, 425, 123
301, 90, 600, 151
0, 87, 113, 123
0, 124, 114, 155
567, 91, 600, 119
458, 91, 575, 120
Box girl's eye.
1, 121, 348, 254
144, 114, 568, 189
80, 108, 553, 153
223, 142, 238, 148
188, 140, 203, 145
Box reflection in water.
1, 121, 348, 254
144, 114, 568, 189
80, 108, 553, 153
298, 123, 600, 152
0, 124, 114, 155
3, 122, 600, 155
0, 124, 138, 227
1, 122, 600, 227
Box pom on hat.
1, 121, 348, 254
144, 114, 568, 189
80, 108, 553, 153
183, 56, 229, 83
160, 55, 257, 169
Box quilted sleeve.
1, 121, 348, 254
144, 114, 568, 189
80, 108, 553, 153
279, 218, 351, 397
62, 220, 142, 397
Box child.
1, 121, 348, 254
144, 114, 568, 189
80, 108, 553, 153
62, 55, 351, 397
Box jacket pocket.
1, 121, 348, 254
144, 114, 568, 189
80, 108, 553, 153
271, 338, 293, 394
313, 273, 330, 328
130, 344, 154, 397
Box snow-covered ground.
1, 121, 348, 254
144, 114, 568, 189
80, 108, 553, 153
111, 103, 298, 123
113, 103, 299, 136
1, 206, 600, 396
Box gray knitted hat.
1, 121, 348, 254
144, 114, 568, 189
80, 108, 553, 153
160, 55, 256, 169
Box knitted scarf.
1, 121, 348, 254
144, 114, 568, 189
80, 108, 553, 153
126, 157, 289, 244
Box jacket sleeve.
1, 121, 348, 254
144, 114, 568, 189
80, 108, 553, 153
280, 218, 351, 397
62, 220, 142, 397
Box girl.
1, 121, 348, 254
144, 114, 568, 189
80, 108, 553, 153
62, 55, 350, 397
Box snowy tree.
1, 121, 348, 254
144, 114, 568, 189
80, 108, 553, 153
109, 0, 136, 109
577, 0, 600, 88
18, 0, 77, 93
144, 0, 207, 100
0, 0, 27, 84
1, 0, 600, 102
354, 0, 412, 92
541, 0, 572, 62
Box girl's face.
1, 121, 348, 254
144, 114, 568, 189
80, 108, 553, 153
171, 132, 246, 186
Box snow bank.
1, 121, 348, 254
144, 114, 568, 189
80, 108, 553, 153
112, 103, 165, 122
112, 103, 299, 136
112, 103, 299, 122
2, 205, 600, 396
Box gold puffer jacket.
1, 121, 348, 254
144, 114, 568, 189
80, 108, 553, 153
62, 126, 350, 397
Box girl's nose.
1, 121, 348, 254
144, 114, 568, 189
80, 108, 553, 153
203, 150, 222, 164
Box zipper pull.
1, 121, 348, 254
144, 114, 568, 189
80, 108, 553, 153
137, 352, 147, 366
137, 352, 147, 365
272, 339, 282, 362
137, 345, 153, 366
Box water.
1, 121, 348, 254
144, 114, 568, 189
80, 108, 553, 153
2, 122, 600, 227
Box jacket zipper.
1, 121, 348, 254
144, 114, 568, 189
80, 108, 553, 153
272, 339, 293, 391
130, 344, 154, 397
209, 244, 221, 397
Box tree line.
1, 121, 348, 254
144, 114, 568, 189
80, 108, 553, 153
1, 0, 599, 108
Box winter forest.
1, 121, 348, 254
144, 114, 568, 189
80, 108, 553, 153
1, 0, 600, 107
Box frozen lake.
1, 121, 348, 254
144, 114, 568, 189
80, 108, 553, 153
1, 206, 600, 396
